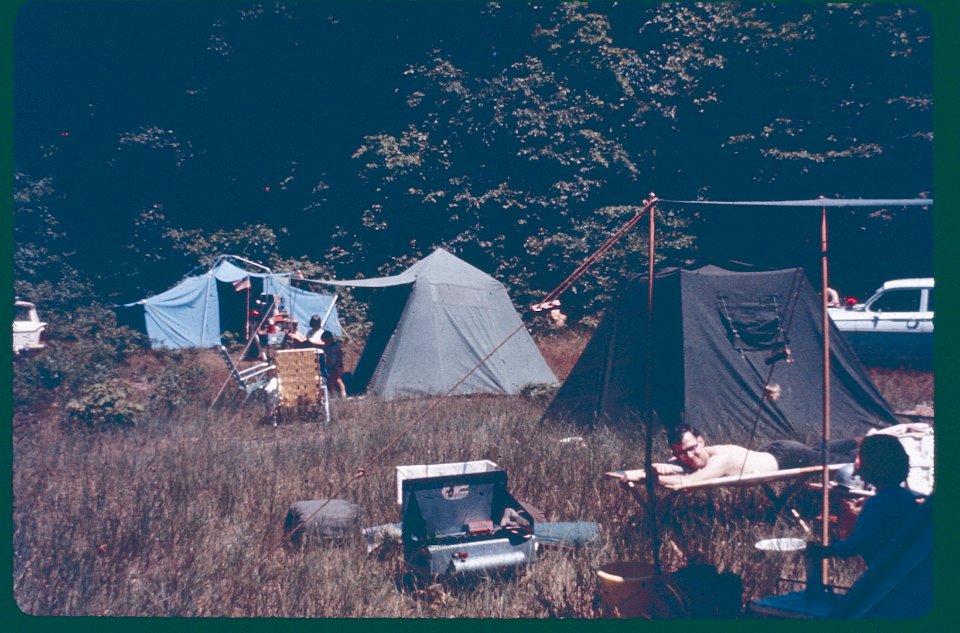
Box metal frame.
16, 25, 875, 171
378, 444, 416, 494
273, 347, 331, 424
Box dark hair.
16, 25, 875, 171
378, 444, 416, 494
668, 423, 703, 447
309, 314, 323, 329
857, 434, 909, 488
321, 330, 334, 342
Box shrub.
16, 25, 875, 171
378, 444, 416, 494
12, 304, 148, 407
148, 352, 215, 415
64, 378, 144, 428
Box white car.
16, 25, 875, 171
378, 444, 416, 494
828, 278, 933, 366
13, 300, 47, 354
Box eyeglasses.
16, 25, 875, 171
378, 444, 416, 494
672, 442, 699, 457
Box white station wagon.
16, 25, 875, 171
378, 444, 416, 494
828, 278, 933, 366
13, 300, 47, 355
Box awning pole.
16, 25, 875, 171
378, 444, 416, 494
820, 202, 832, 587
200, 267, 214, 347
644, 194, 662, 575
319, 295, 339, 330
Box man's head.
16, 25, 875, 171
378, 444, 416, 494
320, 330, 334, 344
856, 434, 909, 488
309, 314, 324, 329
668, 423, 709, 471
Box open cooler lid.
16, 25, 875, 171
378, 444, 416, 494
401, 469, 533, 541
395, 460, 501, 505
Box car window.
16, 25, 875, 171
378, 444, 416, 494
14, 306, 34, 321
870, 289, 921, 312
925, 288, 934, 312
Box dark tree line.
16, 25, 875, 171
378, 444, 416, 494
14, 2, 932, 326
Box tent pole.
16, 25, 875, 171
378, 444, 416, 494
644, 194, 661, 575
245, 282, 251, 341
200, 266, 214, 348
319, 294, 339, 330
820, 202, 832, 587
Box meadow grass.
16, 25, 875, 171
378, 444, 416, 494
11, 331, 932, 617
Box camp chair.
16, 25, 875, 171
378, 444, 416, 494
273, 347, 330, 425
828, 495, 932, 618
749, 495, 932, 619
217, 344, 277, 405
606, 464, 846, 515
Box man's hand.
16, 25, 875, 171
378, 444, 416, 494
841, 497, 866, 516
653, 463, 685, 476
837, 497, 865, 538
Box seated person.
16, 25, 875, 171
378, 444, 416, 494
620, 422, 929, 489
805, 434, 920, 566
287, 314, 326, 348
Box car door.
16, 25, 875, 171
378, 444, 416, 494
862, 287, 924, 361
919, 287, 934, 333
917, 286, 934, 361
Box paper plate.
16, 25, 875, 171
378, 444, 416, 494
754, 538, 807, 552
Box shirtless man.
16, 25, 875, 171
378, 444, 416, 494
653, 425, 780, 486
619, 422, 929, 490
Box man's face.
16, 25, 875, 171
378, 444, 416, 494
671, 432, 708, 470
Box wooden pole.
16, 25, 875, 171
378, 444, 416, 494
643, 194, 661, 575
244, 281, 251, 341
820, 203, 832, 587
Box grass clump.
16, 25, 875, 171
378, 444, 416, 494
12, 329, 931, 617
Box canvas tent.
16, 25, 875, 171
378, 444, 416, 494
116, 255, 342, 349
544, 265, 897, 444
317, 248, 557, 399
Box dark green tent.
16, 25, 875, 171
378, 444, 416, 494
544, 265, 897, 444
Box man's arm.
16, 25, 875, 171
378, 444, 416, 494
657, 451, 741, 488
606, 461, 687, 484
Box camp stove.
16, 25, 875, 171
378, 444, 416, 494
397, 461, 536, 577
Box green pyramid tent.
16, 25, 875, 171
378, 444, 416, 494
318, 249, 557, 399
544, 265, 897, 444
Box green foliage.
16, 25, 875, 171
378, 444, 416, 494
148, 354, 211, 416
518, 382, 558, 401
13, 305, 148, 408
166, 224, 283, 268
342, 3, 807, 315
338, 3, 931, 320
14, 4, 932, 327
13, 172, 91, 309
65, 378, 144, 428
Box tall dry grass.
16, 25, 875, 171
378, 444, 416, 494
12, 331, 930, 618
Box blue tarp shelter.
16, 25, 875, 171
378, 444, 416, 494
115, 255, 342, 349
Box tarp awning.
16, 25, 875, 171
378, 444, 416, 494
116, 255, 342, 349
